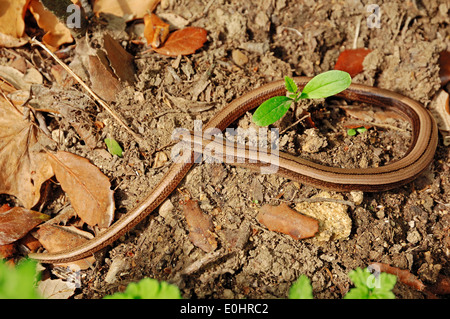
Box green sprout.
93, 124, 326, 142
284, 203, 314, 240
104, 278, 182, 299
347, 126, 367, 136
252, 71, 352, 127
289, 267, 397, 299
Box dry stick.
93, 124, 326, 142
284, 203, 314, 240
30, 38, 150, 150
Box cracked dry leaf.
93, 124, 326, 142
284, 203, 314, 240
0, 95, 54, 208
0, 206, 49, 245
93, 0, 161, 21
47, 151, 115, 228
0, 0, 30, 39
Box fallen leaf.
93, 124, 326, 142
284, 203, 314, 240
103, 33, 135, 85
47, 151, 115, 228
0, 243, 16, 259
0, 95, 54, 208
87, 52, 122, 102
439, 51, 450, 86
0, 32, 29, 48
28, 0, 74, 51
153, 27, 207, 56
334, 48, 372, 77
0, 206, 50, 245
38, 278, 76, 299
0, 65, 43, 90
144, 13, 170, 48
34, 224, 95, 269
93, 0, 161, 21
429, 89, 450, 146
0, 0, 30, 38
257, 203, 318, 240
181, 200, 217, 253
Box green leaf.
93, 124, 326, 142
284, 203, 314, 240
0, 259, 41, 299
284, 76, 298, 94
252, 96, 293, 126
356, 127, 367, 134
347, 128, 357, 136
300, 70, 351, 99
288, 275, 313, 299
104, 278, 182, 299
104, 138, 123, 157
344, 267, 397, 299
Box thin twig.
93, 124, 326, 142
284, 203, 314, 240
30, 38, 150, 150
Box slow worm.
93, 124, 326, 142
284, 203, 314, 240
29, 77, 438, 263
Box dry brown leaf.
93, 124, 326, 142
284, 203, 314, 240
38, 278, 76, 299
0, 0, 30, 38
28, 0, 73, 51
47, 151, 115, 228
93, 0, 161, 21
103, 33, 135, 84
34, 224, 95, 269
429, 89, 450, 146
144, 13, 170, 48
257, 203, 318, 240
0, 95, 54, 208
0, 32, 29, 48
181, 200, 217, 253
0, 206, 50, 245
87, 52, 122, 102
153, 27, 207, 56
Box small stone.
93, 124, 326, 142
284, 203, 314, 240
406, 229, 421, 244
232, 49, 249, 67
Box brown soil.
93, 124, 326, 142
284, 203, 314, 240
4, 0, 450, 299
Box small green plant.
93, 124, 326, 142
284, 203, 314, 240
347, 126, 367, 136
104, 138, 123, 157
252, 70, 352, 126
289, 267, 397, 299
0, 259, 41, 299
104, 278, 182, 299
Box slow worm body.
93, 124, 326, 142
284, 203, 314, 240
29, 77, 438, 263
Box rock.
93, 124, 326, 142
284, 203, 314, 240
232, 49, 249, 67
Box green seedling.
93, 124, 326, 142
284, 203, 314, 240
289, 267, 397, 299
347, 126, 367, 136
104, 278, 182, 299
252, 70, 352, 126
104, 138, 123, 157
0, 259, 41, 299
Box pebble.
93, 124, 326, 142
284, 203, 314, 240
232, 49, 249, 67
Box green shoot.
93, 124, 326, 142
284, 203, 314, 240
252, 71, 351, 126
344, 267, 396, 299
0, 259, 41, 299
104, 138, 123, 157
288, 267, 397, 299
347, 126, 367, 136
103, 278, 182, 299
288, 274, 313, 299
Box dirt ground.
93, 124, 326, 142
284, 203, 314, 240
3, 0, 450, 299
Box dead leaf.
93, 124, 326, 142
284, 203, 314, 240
0, 243, 16, 259
439, 51, 450, 86
34, 224, 95, 269
153, 27, 207, 56
0, 0, 30, 38
0, 32, 29, 48
87, 52, 122, 102
93, 0, 161, 21
334, 48, 372, 77
103, 33, 135, 84
47, 151, 115, 228
0, 95, 54, 208
0, 206, 50, 245
28, 0, 73, 51
257, 203, 318, 240
429, 89, 450, 146
38, 278, 76, 299
181, 200, 217, 253
144, 13, 170, 48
